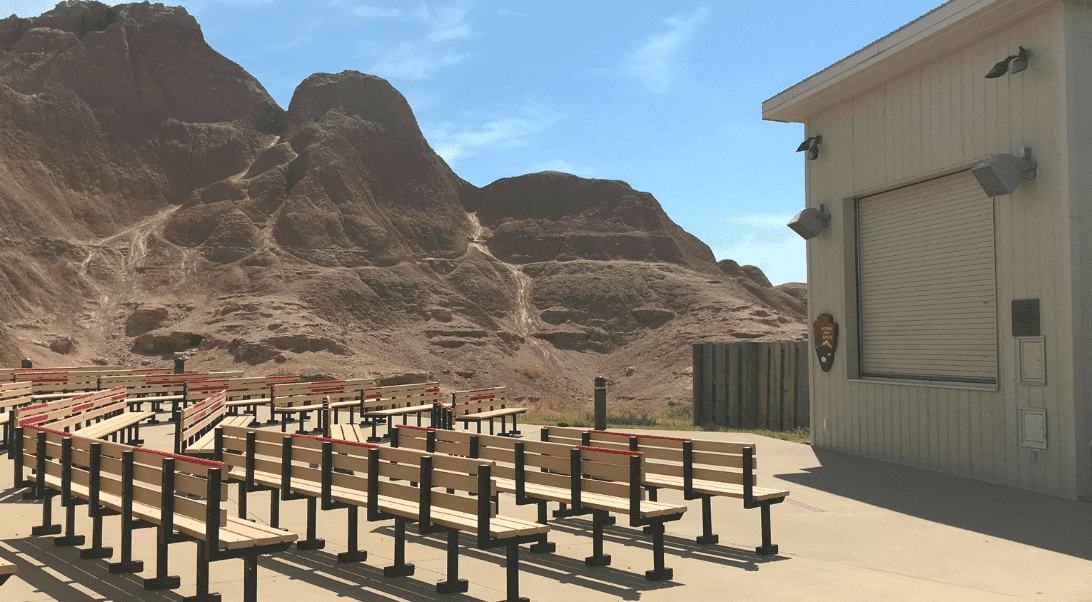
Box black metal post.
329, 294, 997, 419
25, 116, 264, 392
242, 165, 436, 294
55, 436, 84, 547
594, 376, 607, 431
109, 450, 143, 574
585, 509, 611, 567
174, 357, 185, 374
436, 529, 468, 593
383, 517, 415, 577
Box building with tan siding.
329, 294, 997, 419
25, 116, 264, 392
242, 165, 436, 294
762, 0, 1092, 500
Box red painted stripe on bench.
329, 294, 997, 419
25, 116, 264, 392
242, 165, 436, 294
19, 415, 50, 425
469, 395, 495, 402
395, 424, 434, 432
24, 424, 71, 437
468, 388, 495, 393
311, 387, 343, 394
134, 447, 225, 468
32, 377, 67, 383
588, 430, 691, 442
72, 402, 95, 412
20, 402, 51, 412
425, 388, 440, 393
310, 380, 343, 386
291, 434, 379, 449
576, 445, 643, 457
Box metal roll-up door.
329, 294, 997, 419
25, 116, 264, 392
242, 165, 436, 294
856, 170, 997, 384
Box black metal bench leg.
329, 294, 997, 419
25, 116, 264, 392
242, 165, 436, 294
645, 521, 673, 581
507, 413, 521, 437
32, 492, 62, 536
269, 490, 280, 529
182, 540, 220, 602
144, 526, 181, 590
383, 517, 415, 577
338, 506, 367, 562
367, 418, 381, 443
108, 514, 143, 574
529, 501, 555, 553
55, 498, 85, 546
238, 483, 248, 519
81, 511, 113, 559
755, 502, 778, 555
437, 529, 468, 593
243, 553, 258, 602
696, 495, 719, 545
296, 498, 325, 550
585, 510, 611, 567
505, 540, 529, 602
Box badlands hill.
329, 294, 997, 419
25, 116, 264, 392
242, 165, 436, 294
0, 1, 806, 407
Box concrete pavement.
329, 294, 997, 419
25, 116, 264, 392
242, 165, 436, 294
1, 420, 1090, 602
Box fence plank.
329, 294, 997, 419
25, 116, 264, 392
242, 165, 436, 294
712, 344, 725, 426
692, 344, 705, 425
727, 342, 740, 428
797, 341, 810, 428
782, 342, 797, 431
707, 343, 716, 428
771, 343, 783, 429
757, 344, 769, 430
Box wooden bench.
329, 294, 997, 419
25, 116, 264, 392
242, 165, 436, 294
541, 427, 790, 554
15, 424, 297, 602
1, 380, 33, 451
267, 379, 374, 433
216, 424, 548, 601
23, 368, 170, 402
360, 382, 443, 442
182, 374, 301, 420
0, 558, 13, 586
175, 391, 254, 456
14, 387, 152, 445
442, 387, 526, 436
391, 424, 686, 580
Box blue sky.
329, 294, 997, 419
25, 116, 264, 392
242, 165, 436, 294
10, 0, 944, 285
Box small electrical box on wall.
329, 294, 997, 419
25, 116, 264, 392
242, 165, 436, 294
1019, 407, 1047, 450
1012, 299, 1040, 337
1017, 336, 1046, 386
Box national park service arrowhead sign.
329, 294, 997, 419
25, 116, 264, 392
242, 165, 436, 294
813, 313, 837, 372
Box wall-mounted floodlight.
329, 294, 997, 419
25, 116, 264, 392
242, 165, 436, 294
796, 135, 822, 160
788, 204, 831, 240
985, 46, 1029, 78
971, 147, 1037, 197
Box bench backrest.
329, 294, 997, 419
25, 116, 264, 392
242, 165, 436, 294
218, 425, 496, 519
12, 366, 128, 382
29, 373, 102, 395
271, 380, 350, 410
362, 382, 442, 411
542, 427, 757, 487
448, 386, 512, 416
0, 381, 33, 410
177, 391, 228, 452
15, 386, 129, 432
20, 425, 228, 527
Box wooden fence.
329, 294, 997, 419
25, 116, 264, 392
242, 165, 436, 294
692, 341, 809, 431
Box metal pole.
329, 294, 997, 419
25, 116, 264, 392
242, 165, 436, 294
594, 376, 607, 431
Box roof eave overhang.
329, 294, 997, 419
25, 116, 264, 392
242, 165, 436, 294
761, 0, 1060, 124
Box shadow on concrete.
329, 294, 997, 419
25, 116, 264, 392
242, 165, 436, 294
373, 525, 676, 601
260, 547, 462, 602
544, 517, 781, 570
777, 447, 1092, 559
2, 536, 179, 602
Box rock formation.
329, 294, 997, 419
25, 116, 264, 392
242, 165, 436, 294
0, 1, 807, 408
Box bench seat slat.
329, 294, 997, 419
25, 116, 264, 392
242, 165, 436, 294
644, 474, 788, 501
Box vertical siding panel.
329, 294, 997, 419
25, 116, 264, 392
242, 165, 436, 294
728, 342, 740, 428
909, 67, 922, 179
703, 342, 714, 425
783, 342, 796, 431
756, 344, 768, 430
692, 344, 704, 425
714, 343, 727, 427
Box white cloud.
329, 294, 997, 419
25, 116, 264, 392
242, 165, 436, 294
352, 1, 479, 80
711, 212, 806, 285
497, 9, 525, 17
626, 4, 710, 94
425, 104, 564, 166
533, 159, 594, 177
